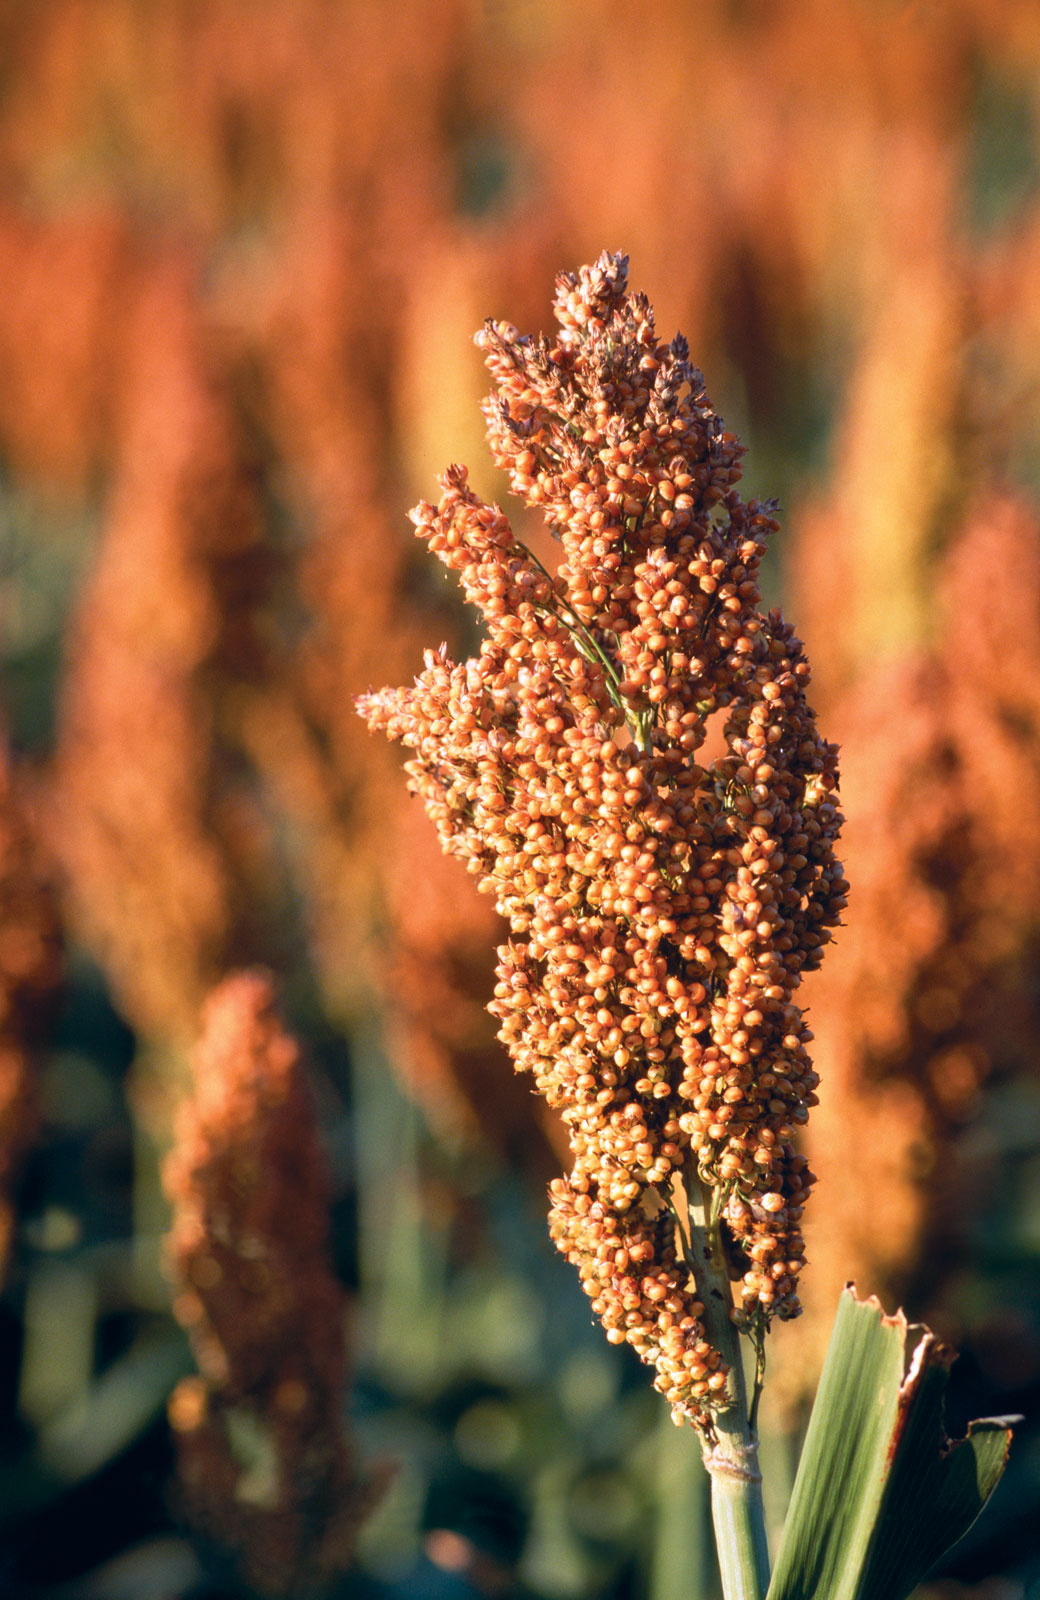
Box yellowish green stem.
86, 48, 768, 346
675, 1164, 771, 1600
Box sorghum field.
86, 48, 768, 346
0, 4, 1038, 1597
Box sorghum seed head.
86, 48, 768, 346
360, 253, 845, 1423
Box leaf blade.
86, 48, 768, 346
766, 1288, 1014, 1600
766, 1289, 905, 1600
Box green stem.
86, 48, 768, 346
674, 1164, 771, 1600
521, 544, 654, 752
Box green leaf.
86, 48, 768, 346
766, 1286, 1014, 1600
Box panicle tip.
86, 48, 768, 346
553, 250, 631, 335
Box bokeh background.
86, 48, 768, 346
0, 1, 1038, 1595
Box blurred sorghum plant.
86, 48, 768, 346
788, 493, 1040, 1379
360, 252, 847, 1426
0, 731, 63, 1284
163, 971, 369, 1598
54, 258, 283, 1058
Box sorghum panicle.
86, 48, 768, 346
164, 972, 364, 1595
785, 494, 1040, 1397
54, 261, 278, 1050
360, 253, 846, 1423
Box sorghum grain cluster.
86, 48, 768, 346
164, 972, 364, 1592
360, 253, 846, 1422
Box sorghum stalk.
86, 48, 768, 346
680, 1164, 770, 1599
360, 253, 846, 1600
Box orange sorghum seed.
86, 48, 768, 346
359, 254, 845, 1424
